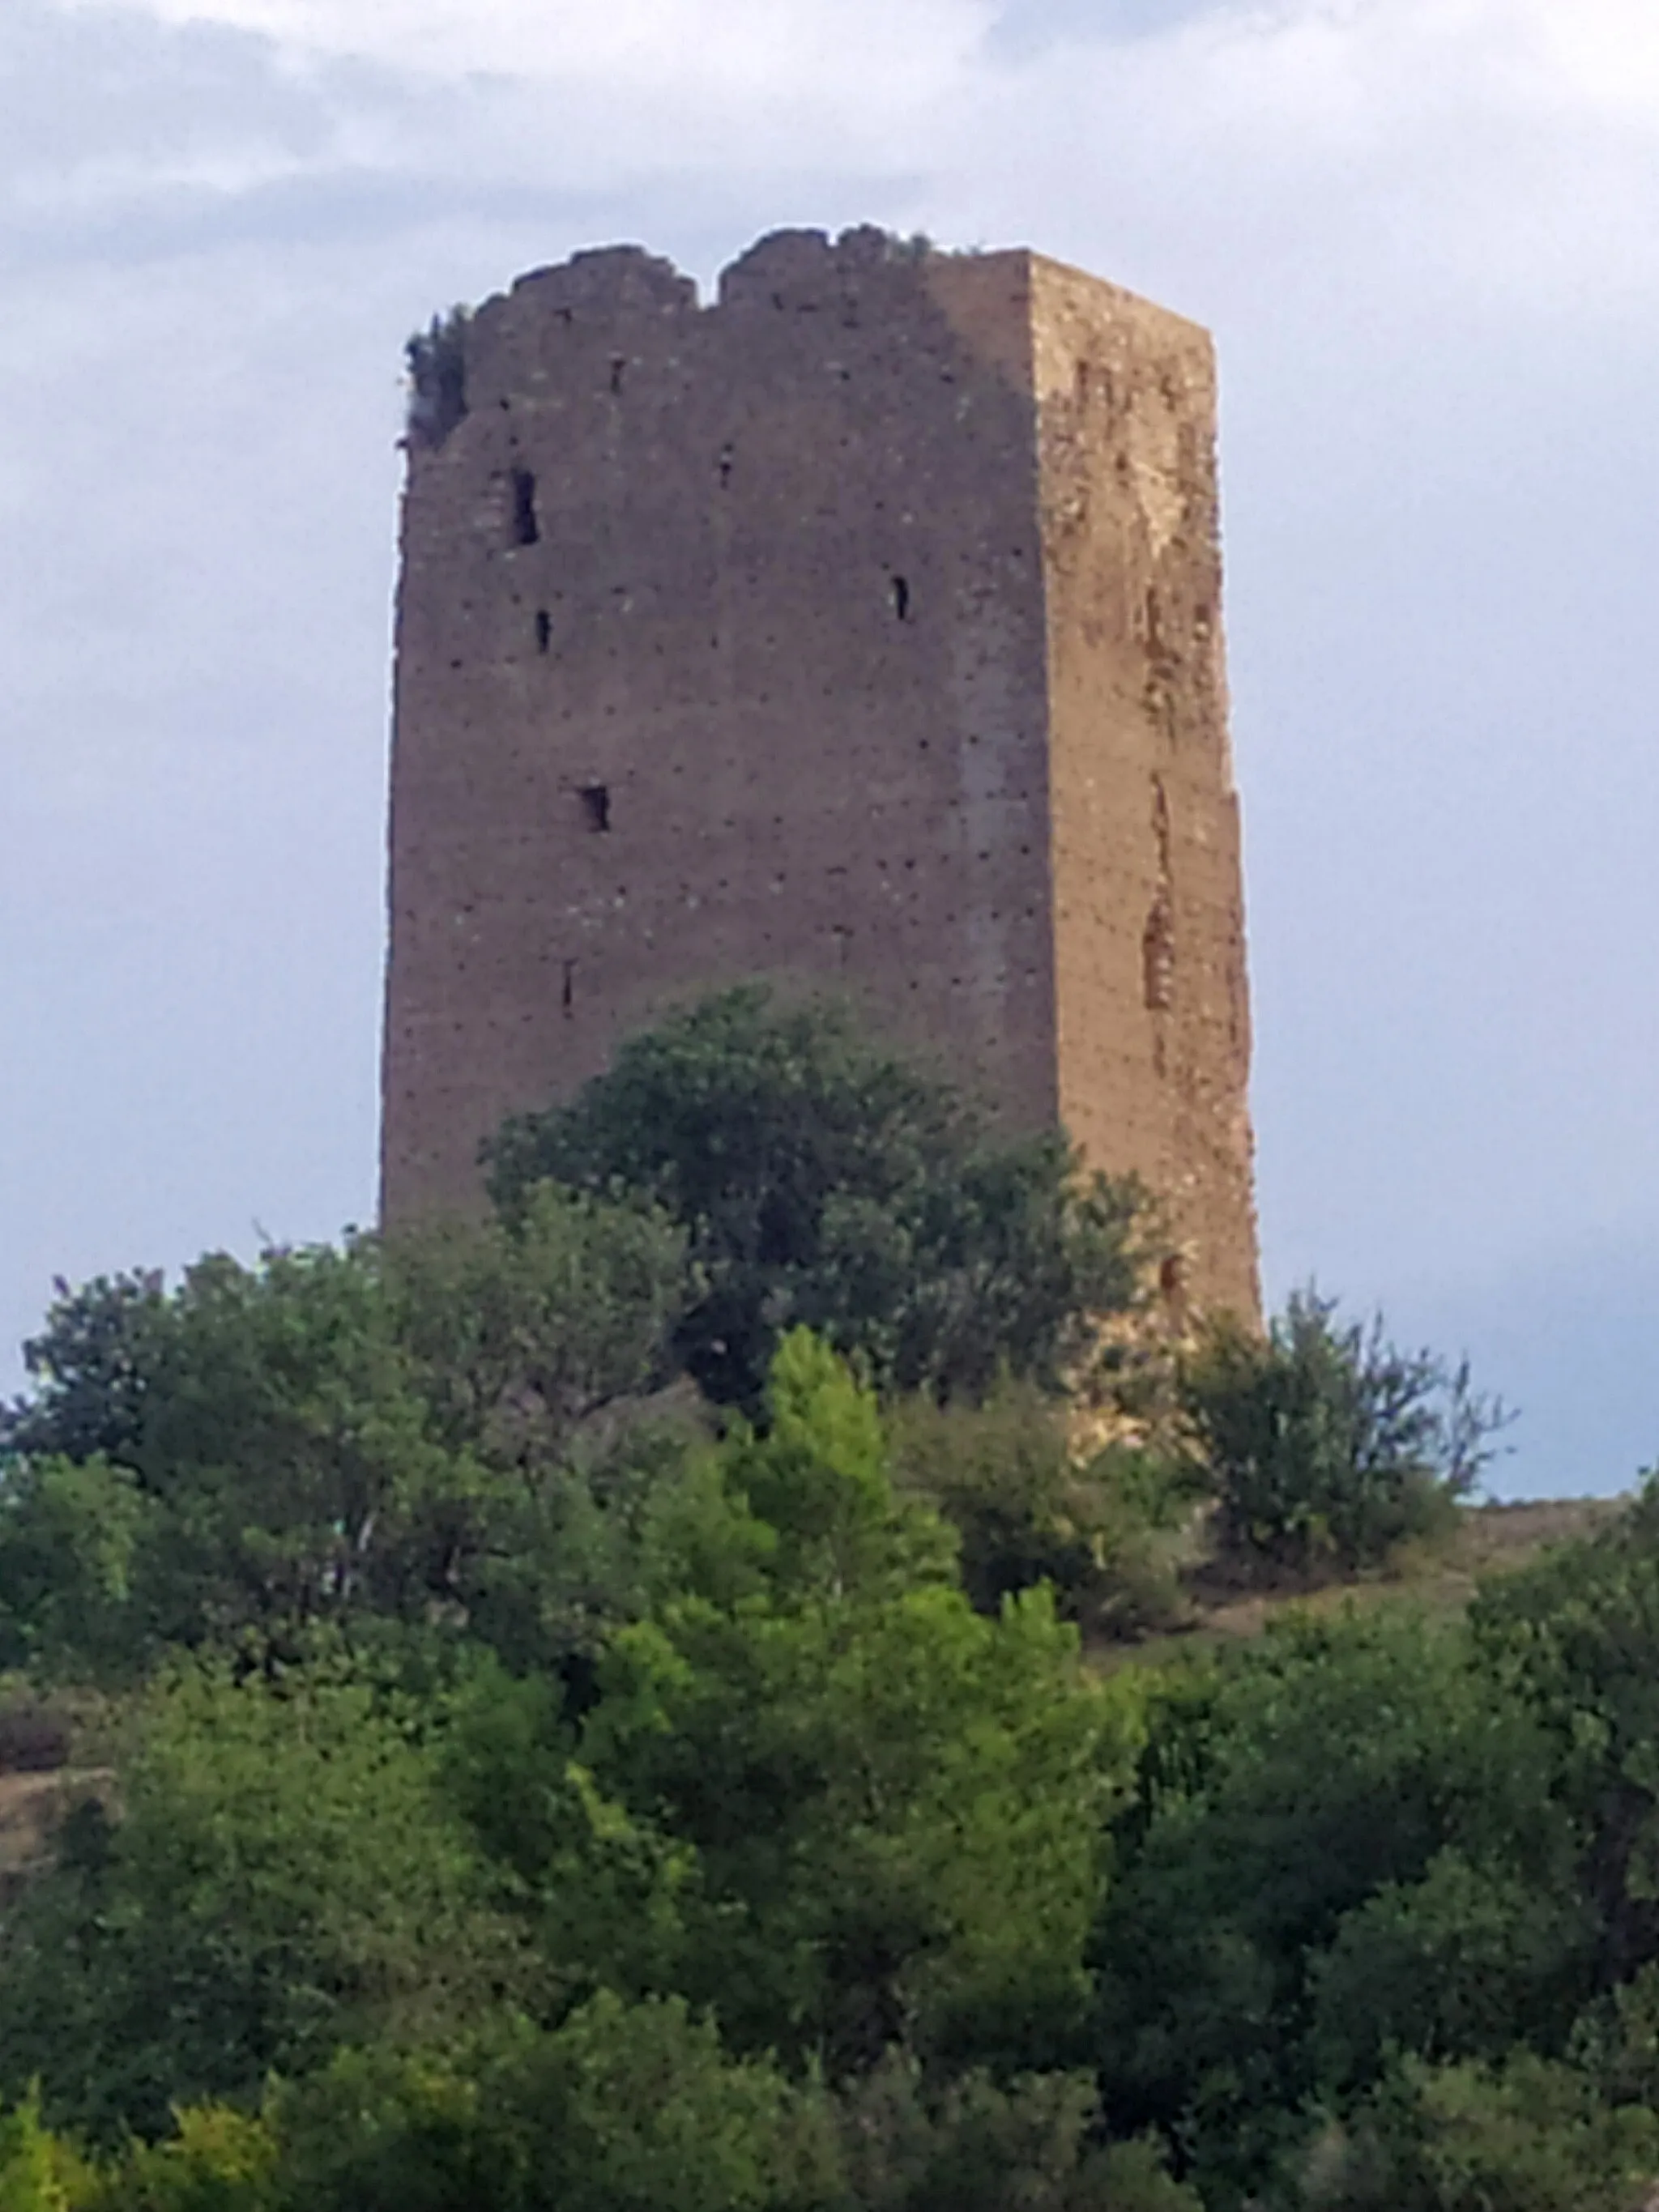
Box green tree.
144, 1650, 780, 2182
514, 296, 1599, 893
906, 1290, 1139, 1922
1299, 2055, 1659, 2212
833, 2056, 1201, 2212
0, 1455, 156, 1678
484, 987, 1140, 1412
0, 1662, 514, 2143
445, 1338, 1137, 2078
2, 1243, 459, 1656
0, 1195, 689, 1675
383, 1184, 689, 1475
1, 1270, 170, 1467
1309, 1850, 1592, 2092
0, 2087, 87, 2210
1089, 1611, 1582, 2201
266, 1997, 837, 2212
1180, 1291, 1503, 1578
582, 1579, 1124, 2073
718, 1331, 957, 1604
1473, 1482, 1659, 1991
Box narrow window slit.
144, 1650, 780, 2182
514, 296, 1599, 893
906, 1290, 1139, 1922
510, 468, 539, 546
890, 574, 911, 621
561, 960, 575, 1015
578, 784, 611, 833
609, 356, 625, 396
534, 609, 552, 654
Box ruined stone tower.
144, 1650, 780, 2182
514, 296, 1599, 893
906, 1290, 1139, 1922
381, 225, 1259, 1320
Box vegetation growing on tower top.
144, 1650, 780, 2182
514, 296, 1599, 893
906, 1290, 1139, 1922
405, 305, 469, 447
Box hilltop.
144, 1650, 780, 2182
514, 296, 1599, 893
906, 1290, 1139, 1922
2, 991, 1655, 2212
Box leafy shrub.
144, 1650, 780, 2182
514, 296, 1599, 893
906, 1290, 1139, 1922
888, 1382, 1200, 1634
1180, 1290, 1503, 1577
834, 2055, 1201, 2212
1299, 2055, 1659, 2212
0, 2087, 88, 2210
78, 2104, 278, 2210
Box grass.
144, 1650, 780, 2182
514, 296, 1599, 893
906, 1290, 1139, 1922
1094, 1496, 1621, 1673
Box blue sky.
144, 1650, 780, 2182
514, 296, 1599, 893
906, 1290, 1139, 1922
3, 0, 1657, 1494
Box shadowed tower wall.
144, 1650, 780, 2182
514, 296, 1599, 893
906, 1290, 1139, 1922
381, 227, 1260, 1321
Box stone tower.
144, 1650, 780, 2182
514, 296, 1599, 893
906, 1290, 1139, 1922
382, 226, 1259, 1321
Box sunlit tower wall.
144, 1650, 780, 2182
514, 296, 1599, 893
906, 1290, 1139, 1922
381, 225, 1260, 1322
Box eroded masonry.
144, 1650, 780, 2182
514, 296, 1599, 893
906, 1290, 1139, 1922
381, 226, 1260, 1320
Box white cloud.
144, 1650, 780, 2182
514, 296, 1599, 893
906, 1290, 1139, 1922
52, 0, 991, 104
36, 0, 1659, 316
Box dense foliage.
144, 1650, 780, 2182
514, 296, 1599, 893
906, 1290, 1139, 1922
484, 986, 1141, 1412
0, 992, 1650, 2210
1182, 1291, 1508, 1578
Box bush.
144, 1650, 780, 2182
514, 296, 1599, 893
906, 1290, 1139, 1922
0, 2087, 88, 2210
267, 1996, 837, 2212
1299, 2055, 1659, 2212
1180, 1291, 1503, 1578
888, 1383, 1199, 1635
78, 2104, 278, 2210
1089, 1609, 1576, 2190
834, 2055, 1201, 2212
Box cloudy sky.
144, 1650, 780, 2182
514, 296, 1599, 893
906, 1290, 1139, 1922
4, 0, 1656, 1493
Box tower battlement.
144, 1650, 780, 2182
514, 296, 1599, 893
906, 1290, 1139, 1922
382, 225, 1260, 1320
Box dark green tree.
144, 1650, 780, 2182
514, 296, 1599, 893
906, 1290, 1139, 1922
0, 1269, 170, 1466
269, 1995, 830, 2212
1089, 1610, 1584, 2202
484, 987, 1140, 1412
1473, 1482, 1659, 1994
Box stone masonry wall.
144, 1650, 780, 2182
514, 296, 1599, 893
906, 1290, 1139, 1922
1030, 261, 1258, 1322
381, 227, 1260, 1321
